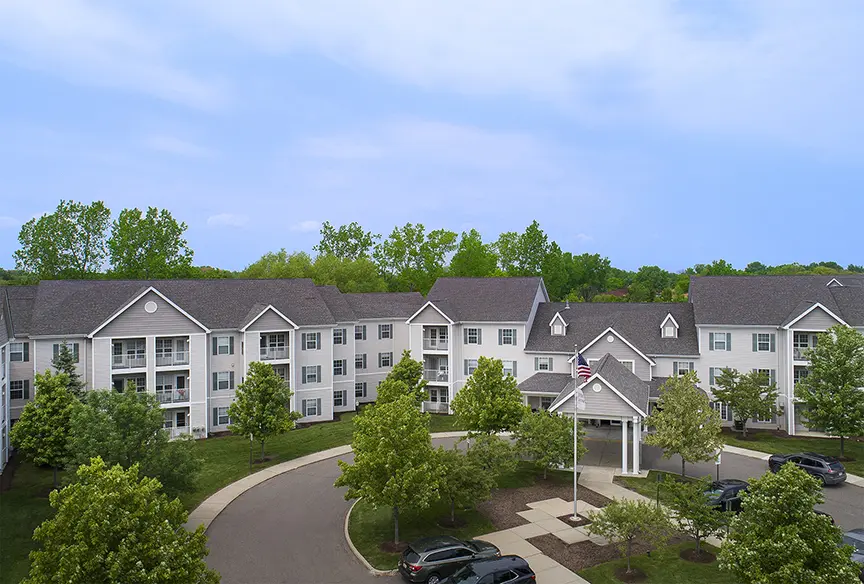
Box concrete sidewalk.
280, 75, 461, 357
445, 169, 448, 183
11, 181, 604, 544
721, 444, 864, 487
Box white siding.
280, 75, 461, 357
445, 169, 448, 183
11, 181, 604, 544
245, 309, 294, 332
582, 333, 651, 380
792, 307, 843, 330
98, 291, 204, 337
410, 305, 450, 325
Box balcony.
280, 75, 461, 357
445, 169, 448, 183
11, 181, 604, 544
423, 339, 449, 351
155, 352, 189, 367
156, 389, 190, 404
424, 369, 449, 383
164, 426, 191, 439
793, 348, 812, 361
423, 401, 450, 414
260, 347, 289, 360
112, 355, 146, 370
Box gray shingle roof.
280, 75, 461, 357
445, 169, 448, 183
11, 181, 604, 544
689, 275, 864, 326
592, 353, 650, 414
27, 279, 338, 336
426, 277, 544, 322
525, 302, 698, 356
648, 377, 668, 399
344, 292, 424, 320
3, 285, 37, 338
317, 286, 357, 323
518, 372, 572, 395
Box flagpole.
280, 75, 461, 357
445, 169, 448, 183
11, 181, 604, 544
573, 344, 579, 521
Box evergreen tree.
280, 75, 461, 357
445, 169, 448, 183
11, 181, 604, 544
50, 342, 85, 399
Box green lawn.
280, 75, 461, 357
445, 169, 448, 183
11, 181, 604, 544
722, 431, 864, 477
578, 543, 736, 584
614, 470, 698, 506
0, 412, 465, 582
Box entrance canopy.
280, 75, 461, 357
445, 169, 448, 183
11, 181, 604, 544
548, 353, 649, 420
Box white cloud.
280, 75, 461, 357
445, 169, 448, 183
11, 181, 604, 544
207, 213, 249, 227
575, 233, 593, 242
290, 220, 321, 233
144, 135, 215, 158
0, 216, 19, 229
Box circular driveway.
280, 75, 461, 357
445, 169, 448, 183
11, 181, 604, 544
205, 439, 863, 584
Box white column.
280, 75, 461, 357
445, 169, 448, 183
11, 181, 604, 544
621, 418, 628, 475
632, 416, 641, 474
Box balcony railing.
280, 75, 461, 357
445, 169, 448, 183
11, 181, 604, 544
156, 389, 190, 404
424, 369, 449, 383
424, 401, 450, 413
793, 348, 812, 361
155, 352, 189, 367
423, 339, 449, 351
260, 347, 289, 360
164, 426, 191, 439
112, 355, 146, 369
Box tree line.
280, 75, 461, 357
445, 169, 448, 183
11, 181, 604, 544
5, 199, 862, 300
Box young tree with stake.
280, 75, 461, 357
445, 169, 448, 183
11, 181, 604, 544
663, 476, 731, 559
587, 499, 673, 576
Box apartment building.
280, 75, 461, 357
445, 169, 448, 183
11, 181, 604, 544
1, 274, 862, 475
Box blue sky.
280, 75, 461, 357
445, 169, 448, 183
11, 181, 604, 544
1, 1, 862, 272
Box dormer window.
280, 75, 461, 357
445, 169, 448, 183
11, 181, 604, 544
549, 312, 567, 336
661, 313, 679, 339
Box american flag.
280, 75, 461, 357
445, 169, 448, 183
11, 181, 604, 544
577, 353, 592, 379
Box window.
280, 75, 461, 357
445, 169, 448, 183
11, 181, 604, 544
302, 365, 322, 384
355, 354, 367, 370
214, 336, 233, 355
552, 323, 565, 336
429, 388, 449, 403
378, 352, 393, 368
711, 401, 732, 421
355, 325, 367, 341
502, 360, 517, 377
10, 380, 29, 400
710, 332, 731, 351
540, 397, 553, 410
499, 328, 516, 345
155, 373, 174, 392
355, 382, 367, 398
494, 570, 519, 584
673, 361, 694, 376
618, 360, 635, 373
213, 371, 234, 391
52, 342, 80, 363
794, 368, 810, 385
755, 333, 772, 352
464, 328, 481, 345
302, 398, 322, 417
214, 407, 231, 426
708, 367, 728, 386
302, 332, 320, 351
378, 324, 392, 339
464, 359, 479, 375
10, 342, 27, 362
334, 389, 347, 407
754, 369, 775, 386
534, 357, 553, 371
753, 410, 774, 423
333, 328, 346, 345
333, 359, 347, 376
663, 324, 677, 338
272, 365, 288, 381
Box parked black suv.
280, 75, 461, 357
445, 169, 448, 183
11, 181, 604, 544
841, 528, 864, 582
704, 479, 749, 512
444, 555, 536, 584
399, 536, 500, 584
768, 452, 847, 485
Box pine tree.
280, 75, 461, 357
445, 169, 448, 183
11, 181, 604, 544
51, 342, 85, 399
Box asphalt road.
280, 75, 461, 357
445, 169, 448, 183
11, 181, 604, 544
206, 437, 864, 584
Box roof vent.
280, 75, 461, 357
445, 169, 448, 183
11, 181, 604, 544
564, 300, 570, 309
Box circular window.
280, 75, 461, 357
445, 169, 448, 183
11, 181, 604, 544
607, 335, 614, 343
144, 301, 158, 314
592, 382, 602, 393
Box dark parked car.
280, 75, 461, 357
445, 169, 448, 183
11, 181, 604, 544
443, 555, 536, 584
768, 452, 847, 485
705, 479, 749, 513
841, 528, 864, 582
399, 536, 500, 584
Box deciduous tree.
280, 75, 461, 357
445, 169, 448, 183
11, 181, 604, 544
466, 434, 518, 484
9, 371, 74, 489
377, 350, 427, 405
241, 249, 313, 278
495, 220, 549, 276
435, 446, 495, 524
713, 369, 780, 438
373, 223, 457, 293
663, 476, 730, 558
228, 361, 300, 460
335, 395, 437, 544
314, 221, 380, 260
449, 229, 499, 278
587, 499, 673, 575
67, 390, 202, 497
644, 373, 724, 476
311, 255, 387, 292
516, 410, 585, 479
23, 458, 219, 584
450, 357, 528, 435
795, 325, 864, 457
14, 199, 111, 278
50, 342, 85, 399
719, 464, 859, 583
108, 207, 194, 278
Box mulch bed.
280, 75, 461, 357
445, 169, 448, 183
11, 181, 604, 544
529, 534, 687, 574
560, 515, 590, 528
478, 480, 611, 530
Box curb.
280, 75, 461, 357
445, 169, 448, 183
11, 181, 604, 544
722, 444, 864, 486
344, 498, 399, 577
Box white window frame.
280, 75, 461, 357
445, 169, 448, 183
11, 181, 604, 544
756, 333, 771, 352
355, 325, 366, 341
500, 328, 516, 345
536, 357, 552, 371
429, 387, 449, 403
712, 334, 727, 351
673, 361, 694, 376
273, 365, 288, 381
711, 401, 731, 421
52, 342, 80, 363
663, 324, 677, 338
9, 342, 24, 362
552, 323, 565, 336
216, 371, 231, 391
355, 381, 367, 398
334, 389, 347, 407
378, 324, 392, 339
618, 360, 635, 373
753, 410, 774, 423
540, 396, 553, 410
466, 359, 479, 375
502, 360, 516, 377
216, 407, 231, 425
793, 368, 809, 385
466, 328, 480, 344
333, 328, 345, 345
379, 352, 393, 368
355, 353, 366, 370
216, 336, 231, 355
305, 333, 319, 351
333, 359, 346, 376
302, 398, 321, 417
9, 380, 25, 400
303, 366, 320, 384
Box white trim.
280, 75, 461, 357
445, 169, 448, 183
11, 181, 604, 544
240, 305, 300, 332
567, 327, 656, 366
696, 324, 778, 329
405, 301, 455, 325
89, 287, 210, 337
549, 373, 647, 418
826, 278, 844, 287
660, 313, 679, 330
782, 302, 848, 330
548, 312, 568, 328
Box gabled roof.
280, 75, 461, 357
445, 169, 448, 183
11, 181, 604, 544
689, 275, 864, 326
345, 292, 424, 320
574, 327, 656, 366
549, 353, 649, 417
426, 277, 545, 322
549, 312, 568, 328
518, 372, 572, 395
239, 305, 299, 332
525, 302, 698, 355
316, 286, 357, 323
660, 313, 679, 330
780, 301, 847, 329
2, 285, 37, 339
